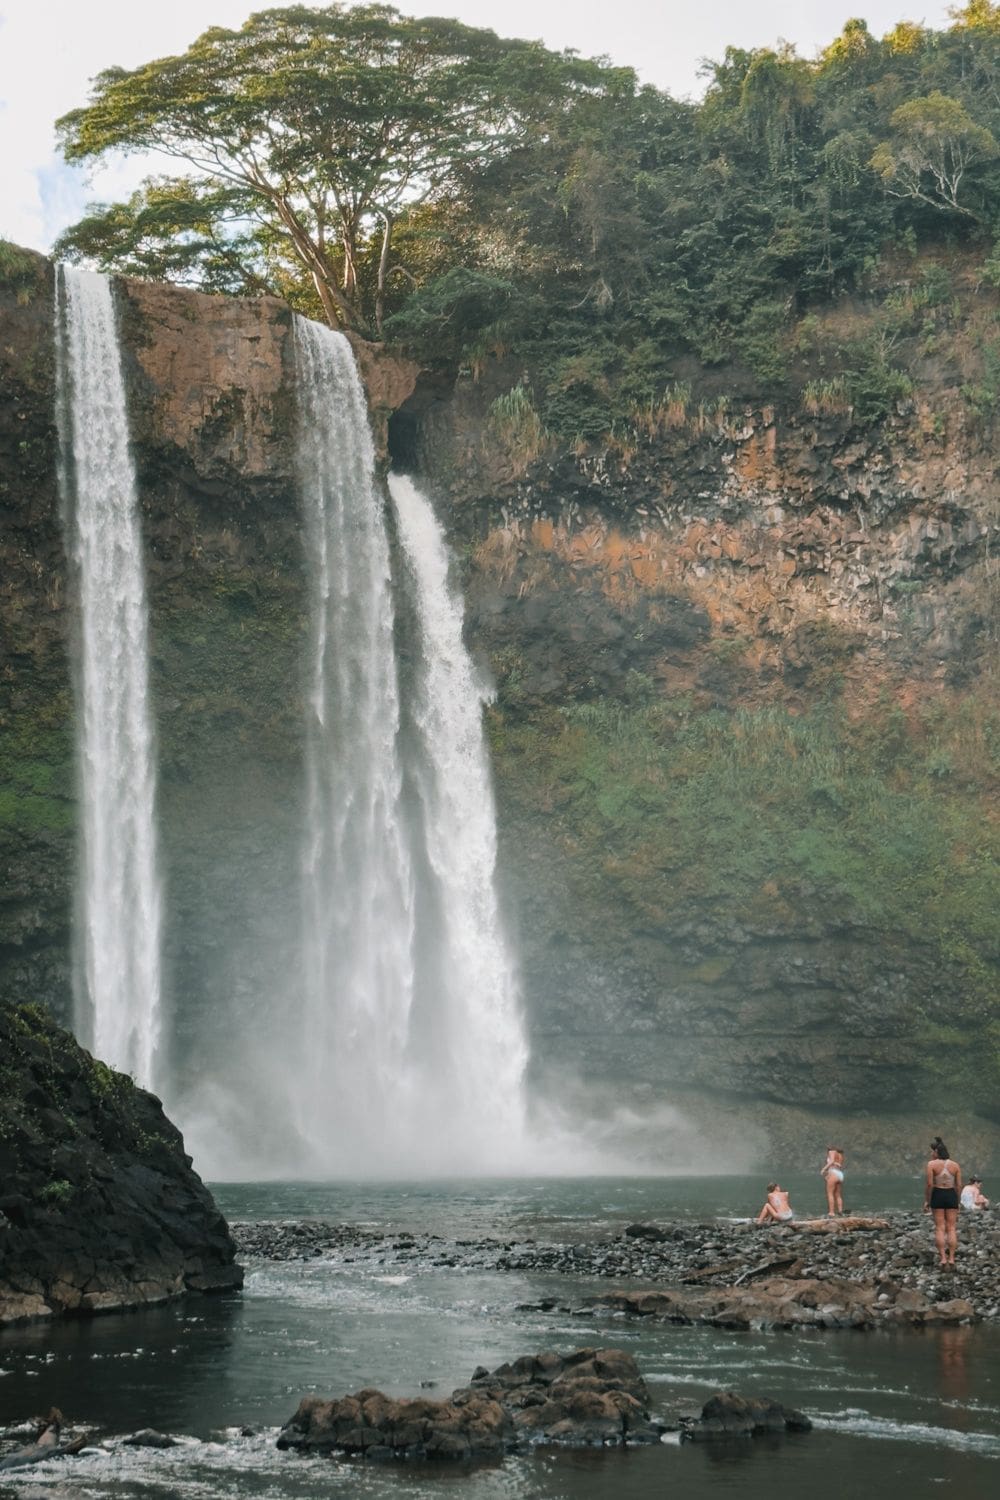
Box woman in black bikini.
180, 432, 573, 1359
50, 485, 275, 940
925, 1136, 962, 1267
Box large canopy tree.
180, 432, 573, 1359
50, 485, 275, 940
56, 2, 627, 331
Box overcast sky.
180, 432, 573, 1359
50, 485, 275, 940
0, 0, 953, 252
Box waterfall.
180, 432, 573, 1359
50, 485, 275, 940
294, 318, 417, 1164
293, 319, 527, 1171
389, 474, 528, 1159
55, 266, 162, 1088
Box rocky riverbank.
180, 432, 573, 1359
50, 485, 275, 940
231, 1210, 1000, 1323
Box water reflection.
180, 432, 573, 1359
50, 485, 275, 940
937, 1325, 972, 1418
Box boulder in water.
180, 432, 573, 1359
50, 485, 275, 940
467, 1348, 662, 1446
681, 1392, 812, 1440
277, 1347, 661, 1460
277, 1390, 514, 1461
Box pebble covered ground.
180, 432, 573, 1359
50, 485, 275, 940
231, 1211, 1000, 1321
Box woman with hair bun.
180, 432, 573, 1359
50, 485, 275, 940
925, 1137, 963, 1267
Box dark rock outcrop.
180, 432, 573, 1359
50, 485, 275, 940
278, 1388, 515, 1462
464, 1348, 662, 1446
277, 1348, 661, 1461
0, 1001, 243, 1324
680, 1391, 812, 1441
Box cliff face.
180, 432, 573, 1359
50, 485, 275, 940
0, 254, 69, 1015
411, 365, 999, 1153
0, 255, 996, 1165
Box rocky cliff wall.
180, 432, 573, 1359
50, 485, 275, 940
0, 254, 996, 1166
409, 363, 999, 1155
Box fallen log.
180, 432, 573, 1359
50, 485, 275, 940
733, 1256, 804, 1286
680, 1259, 744, 1283
789, 1217, 890, 1234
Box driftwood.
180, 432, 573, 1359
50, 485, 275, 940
680, 1259, 744, 1283
789, 1216, 890, 1234
0, 1409, 89, 1471
733, 1255, 804, 1286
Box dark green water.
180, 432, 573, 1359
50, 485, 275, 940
0, 1178, 996, 1498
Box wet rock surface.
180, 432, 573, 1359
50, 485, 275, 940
277, 1348, 663, 1460
0, 1002, 243, 1325
592, 1278, 976, 1330
232, 1210, 1000, 1323
680, 1391, 812, 1440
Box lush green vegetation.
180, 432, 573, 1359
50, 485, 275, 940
55, 3, 616, 333
0, 238, 40, 302
0, 698, 74, 835
55, 4, 1000, 436
488, 682, 1000, 1105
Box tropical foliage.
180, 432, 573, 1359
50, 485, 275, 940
55, 5, 1000, 406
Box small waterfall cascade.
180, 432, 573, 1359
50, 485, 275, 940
55, 266, 163, 1087
389, 474, 528, 1158
294, 319, 527, 1171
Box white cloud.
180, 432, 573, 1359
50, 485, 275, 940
1, 0, 954, 253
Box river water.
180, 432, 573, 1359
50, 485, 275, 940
1, 1178, 997, 1498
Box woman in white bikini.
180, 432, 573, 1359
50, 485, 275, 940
821, 1146, 845, 1216
925, 1137, 962, 1267
756, 1183, 794, 1224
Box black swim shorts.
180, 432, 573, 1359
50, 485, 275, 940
930, 1187, 959, 1210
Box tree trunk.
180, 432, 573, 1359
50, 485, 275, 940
375, 210, 394, 337
270, 194, 359, 329
342, 223, 359, 299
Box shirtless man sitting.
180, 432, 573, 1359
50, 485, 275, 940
756, 1183, 794, 1224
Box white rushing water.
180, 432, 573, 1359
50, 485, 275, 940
293, 320, 527, 1170
294, 318, 417, 1164
55, 266, 162, 1087
389, 473, 528, 1157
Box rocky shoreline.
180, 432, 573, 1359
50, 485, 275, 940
231, 1211, 1000, 1324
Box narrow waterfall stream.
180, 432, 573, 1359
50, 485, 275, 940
389, 473, 527, 1158
293, 319, 527, 1172
55, 266, 162, 1088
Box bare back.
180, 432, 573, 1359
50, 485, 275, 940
927, 1157, 961, 1191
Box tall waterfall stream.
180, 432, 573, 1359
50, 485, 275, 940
55, 266, 163, 1090
293, 319, 527, 1172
